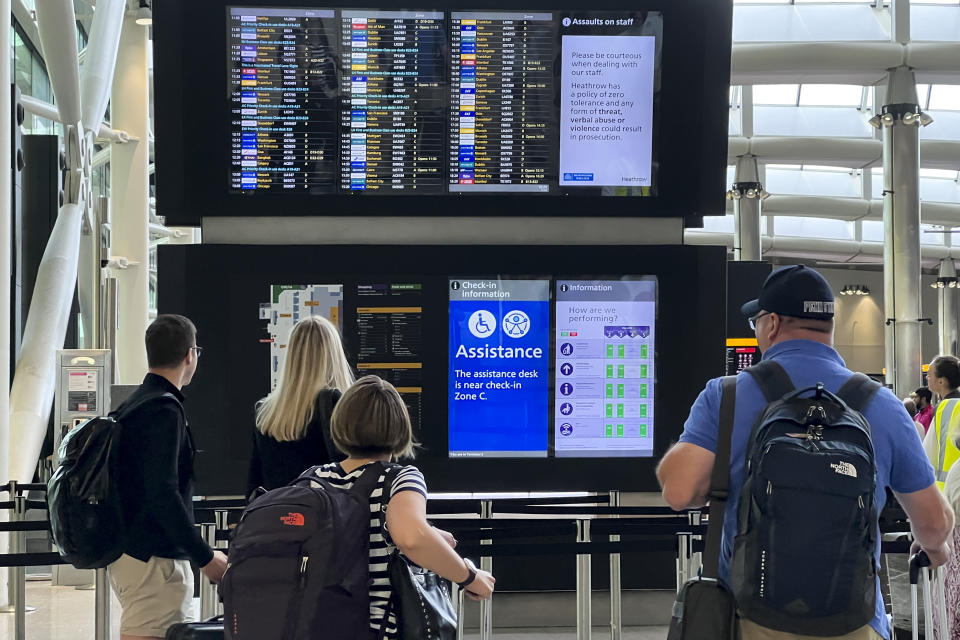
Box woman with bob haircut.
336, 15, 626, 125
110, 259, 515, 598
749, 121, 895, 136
310, 375, 495, 639
247, 315, 354, 494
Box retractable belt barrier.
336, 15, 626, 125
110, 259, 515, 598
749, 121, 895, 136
0, 486, 928, 640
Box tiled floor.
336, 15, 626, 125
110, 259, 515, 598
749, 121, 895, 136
0, 581, 669, 640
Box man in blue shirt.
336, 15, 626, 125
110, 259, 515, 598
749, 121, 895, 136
657, 265, 954, 640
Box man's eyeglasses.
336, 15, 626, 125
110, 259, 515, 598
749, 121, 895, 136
190, 346, 204, 357
748, 312, 772, 331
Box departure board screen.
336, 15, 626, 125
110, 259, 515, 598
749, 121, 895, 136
226, 7, 663, 196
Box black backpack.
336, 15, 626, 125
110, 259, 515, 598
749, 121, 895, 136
223, 462, 396, 640
47, 391, 181, 569
730, 361, 881, 636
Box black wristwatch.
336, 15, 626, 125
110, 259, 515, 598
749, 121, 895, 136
458, 558, 477, 588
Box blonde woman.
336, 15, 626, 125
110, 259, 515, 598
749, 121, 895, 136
247, 315, 354, 495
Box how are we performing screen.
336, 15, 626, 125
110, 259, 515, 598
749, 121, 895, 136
448, 277, 656, 458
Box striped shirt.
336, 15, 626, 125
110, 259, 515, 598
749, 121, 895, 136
310, 462, 428, 638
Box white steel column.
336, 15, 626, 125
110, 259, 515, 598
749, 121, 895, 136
880, 67, 926, 398
110, 15, 150, 382
937, 259, 959, 357
730, 154, 767, 262
0, 0, 12, 608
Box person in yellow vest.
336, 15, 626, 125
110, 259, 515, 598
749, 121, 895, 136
923, 355, 960, 489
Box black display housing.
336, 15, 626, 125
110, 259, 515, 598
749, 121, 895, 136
153, 0, 732, 226
158, 243, 726, 495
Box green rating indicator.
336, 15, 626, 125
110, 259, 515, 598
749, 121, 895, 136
641, 364, 648, 378
617, 365, 625, 379
617, 424, 624, 438
618, 344, 625, 359
640, 384, 648, 399
640, 404, 648, 418
617, 404, 624, 418
606, 424, 613, 438
641, 344, 648, 358
606, 344, 614, 358
640, 424, 647, 437
617, 383, 625, 399
606, 383, 614, 398
606, 404, 613, 418
606, 364, 614, 378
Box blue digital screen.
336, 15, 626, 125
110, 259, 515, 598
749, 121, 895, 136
448, 279, 550, 457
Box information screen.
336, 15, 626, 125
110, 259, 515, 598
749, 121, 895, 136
448, 276, 657, 458
227, 7, 662, 196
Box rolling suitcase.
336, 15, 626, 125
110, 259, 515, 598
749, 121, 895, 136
164, 617, 224, 640
908, 552, 950, 640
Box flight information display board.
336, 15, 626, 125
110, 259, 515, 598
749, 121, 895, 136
226, 6, 662, 196
448, 276, 657, 458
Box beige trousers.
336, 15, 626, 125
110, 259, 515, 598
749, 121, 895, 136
740, 619, 886, 640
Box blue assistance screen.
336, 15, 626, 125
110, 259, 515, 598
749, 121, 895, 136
448, 278, 551, 457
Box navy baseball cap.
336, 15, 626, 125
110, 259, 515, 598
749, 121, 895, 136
741, 265, 835, 320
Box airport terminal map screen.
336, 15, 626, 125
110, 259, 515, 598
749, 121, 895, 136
227, 7, 661, 196
449, 277, 656, 458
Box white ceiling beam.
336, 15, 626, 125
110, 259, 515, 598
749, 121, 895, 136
732, 42, 960, 85
727, 137, 960, 171
34, 0, 81, 124
720, 195, 960, 227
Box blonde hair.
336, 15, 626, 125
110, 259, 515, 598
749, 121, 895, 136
331, 375, 416, 459
256, 315, 355, 441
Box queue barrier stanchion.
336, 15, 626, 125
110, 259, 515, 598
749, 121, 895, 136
12, 491, 26, 640
213, 510, 229, 617
199, 524, 218, 620
576, 519, 592, 640
687, 511, 703, 580
607, 491, 621, 640
479, 500, 493, 640
94, 568, 110, 640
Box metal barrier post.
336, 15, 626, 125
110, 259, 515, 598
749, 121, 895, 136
676, 531, 692, 593
577, 519, 592, 640
199, 523, 217, 620
214, 510, 229, 617
688, 511, 703, 579
608, 491, 621, 640
455, 584, 465, 640
12, 492, 26, 640
94, 568, 110, 640
479, 500, 493, 640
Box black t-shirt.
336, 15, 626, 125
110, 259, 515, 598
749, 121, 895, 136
246, 388, 344, 495
115, 374, 213, 567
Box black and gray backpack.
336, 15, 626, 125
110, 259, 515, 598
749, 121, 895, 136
730, 360, 881, 636
223, 462, 396, 640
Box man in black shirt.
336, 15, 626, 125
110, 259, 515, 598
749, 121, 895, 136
108, 314, 227, 640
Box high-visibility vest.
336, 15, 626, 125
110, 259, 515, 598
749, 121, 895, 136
933, 398, 960, 489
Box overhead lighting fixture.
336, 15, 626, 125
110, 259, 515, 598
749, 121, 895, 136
841, 285, 870, 296
880, 113, 895, 126
932, 276, 958, 289
135, 1, 152, 26
868, 114, 882, 129
902, 112, 918, 126
918, 112, 934, 127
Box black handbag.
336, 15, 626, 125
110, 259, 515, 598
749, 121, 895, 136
667, 375, 740, 640
378, 466, 458, 640
385, 551, 457, 640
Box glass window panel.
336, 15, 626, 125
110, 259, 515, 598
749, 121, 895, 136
13, 30, 30, 95
754, 84, 800, 105
861, 220, 884, 243
921, 225, 947, 246
795, 0, 876, 2
912, 0, 960, 4
929, 85, 960, 111
766, 167, 861, 198
773, 216, 854, 240
916, 84, 931, 110
920, 168, 960, 179
799, 84, 864, 107
734, 0, 791, 3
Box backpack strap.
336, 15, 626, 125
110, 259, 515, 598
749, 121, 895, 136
835, 373, 882, 413
112, 391, 183, 420
745, 360, 795, 403
703, 375, 737, 580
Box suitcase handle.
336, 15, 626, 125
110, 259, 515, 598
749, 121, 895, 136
908, 550, 931, 585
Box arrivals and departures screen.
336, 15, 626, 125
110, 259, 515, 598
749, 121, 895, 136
227, 7, 661, 196
448, 277, 656, 458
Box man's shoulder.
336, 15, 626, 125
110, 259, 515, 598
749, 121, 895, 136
118, 388, 184, 426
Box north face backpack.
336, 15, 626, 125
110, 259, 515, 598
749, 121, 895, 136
47, 391, 181, 569
730, 360, 881, 637
223, 462, 397, 640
